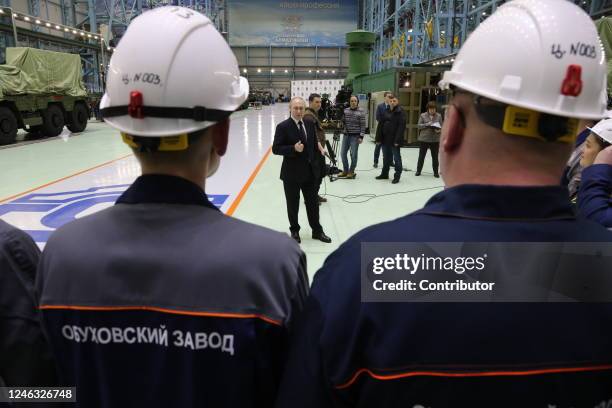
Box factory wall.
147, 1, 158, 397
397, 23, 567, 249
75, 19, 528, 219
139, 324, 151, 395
8, 0, 89, 34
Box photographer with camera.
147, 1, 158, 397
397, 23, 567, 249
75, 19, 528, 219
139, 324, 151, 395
303, 93, 328, 204
338, 95, 366, 179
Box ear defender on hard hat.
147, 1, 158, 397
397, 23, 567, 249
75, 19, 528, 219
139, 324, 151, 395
474, 100, 578, 144
450, 87, 578, 143
122, 133, 192, 152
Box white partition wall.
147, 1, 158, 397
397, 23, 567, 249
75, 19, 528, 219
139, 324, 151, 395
291, 79, 345, 101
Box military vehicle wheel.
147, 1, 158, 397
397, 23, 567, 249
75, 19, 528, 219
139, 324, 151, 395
0, 106, 18, 145
67, 102, 88, 133
41, 105, 65, 137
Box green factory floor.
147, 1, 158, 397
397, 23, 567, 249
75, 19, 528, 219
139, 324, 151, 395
0, 106, 444, 281
231, 139, 445, 280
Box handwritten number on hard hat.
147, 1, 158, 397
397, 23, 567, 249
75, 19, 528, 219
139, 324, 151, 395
551, 43, 597, 60
551, 44, 566, 59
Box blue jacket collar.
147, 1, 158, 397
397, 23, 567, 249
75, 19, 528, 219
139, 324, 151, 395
117, 174, 219, 211
416, 184, 575, 221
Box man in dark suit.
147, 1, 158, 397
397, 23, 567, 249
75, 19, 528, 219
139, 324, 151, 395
273, 97, 332, 244
374, 91, 393, 168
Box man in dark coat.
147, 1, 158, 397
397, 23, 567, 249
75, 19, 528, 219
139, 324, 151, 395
303, 93, 327, 204
273, 97, 332, 244
0, 220, 58, 387
373, 91, 392, 168
376, 95, 405, 184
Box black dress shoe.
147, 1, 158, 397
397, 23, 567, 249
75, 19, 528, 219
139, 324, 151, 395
415, 171, 421, 176
392, 178, 400, 184
290, 231, 301, 243
375, 174, 389, 180
434, 173, 440, 178
318, 195, 327, 203
312, 231, 332, 243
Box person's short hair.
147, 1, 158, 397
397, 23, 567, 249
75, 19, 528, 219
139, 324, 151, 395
384, 91, 392, 97
427, 101, 437, 110
388, 94, 396, 100
308, 93, 321, 103
593, 133, 612, 150
290, 96, 305, 108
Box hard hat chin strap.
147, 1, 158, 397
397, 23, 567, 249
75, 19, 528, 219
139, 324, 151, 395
102, 105, 233, 122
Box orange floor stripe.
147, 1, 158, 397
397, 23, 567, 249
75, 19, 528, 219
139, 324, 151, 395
226, 146, 272, 216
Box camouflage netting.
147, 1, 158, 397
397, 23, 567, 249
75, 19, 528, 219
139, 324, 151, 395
0, 47, 87, 98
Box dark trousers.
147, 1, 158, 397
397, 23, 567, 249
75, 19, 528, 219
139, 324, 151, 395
374, 143, 393, 166
381, 145, 403, 180
417, 141, 439, 175
374, 143, 382, 164
283, 178, 322, 234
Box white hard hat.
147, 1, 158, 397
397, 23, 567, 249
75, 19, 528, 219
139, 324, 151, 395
588, 118, 612, 144
439, 0, 607, 120
101, 6, 249, 137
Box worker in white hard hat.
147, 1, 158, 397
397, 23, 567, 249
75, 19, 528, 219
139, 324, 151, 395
276, 1, 612, 406
578, 118, 612, 228
35, 7, 308, 408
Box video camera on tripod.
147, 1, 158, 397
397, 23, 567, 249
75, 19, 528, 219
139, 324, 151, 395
316, 85, 354, 181
318, 85, 353, 124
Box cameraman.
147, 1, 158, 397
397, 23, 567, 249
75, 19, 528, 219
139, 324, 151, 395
303, 93, 328, 203
339, 95, 366, 179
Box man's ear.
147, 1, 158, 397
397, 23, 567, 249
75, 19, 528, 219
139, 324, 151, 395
441, 104, 465, 153
210, 118, 230, 157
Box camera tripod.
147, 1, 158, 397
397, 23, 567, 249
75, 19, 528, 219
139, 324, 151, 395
324, 130, 342, 182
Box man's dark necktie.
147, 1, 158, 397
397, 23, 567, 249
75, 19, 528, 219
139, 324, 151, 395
298, 121, 307, 144
298, 121, 313, 162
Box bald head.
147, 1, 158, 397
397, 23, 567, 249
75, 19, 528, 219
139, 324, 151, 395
440, 92, 572, 187
290, 97, 306, 121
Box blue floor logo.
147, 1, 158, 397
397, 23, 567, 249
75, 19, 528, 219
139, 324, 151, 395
0, 185, 228, 243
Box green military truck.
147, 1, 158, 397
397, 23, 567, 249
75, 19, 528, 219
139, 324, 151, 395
0, 47, 89, 145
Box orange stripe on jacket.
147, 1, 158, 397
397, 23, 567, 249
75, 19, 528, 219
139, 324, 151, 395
335, 364, 612, 390
39, 304, 282, 326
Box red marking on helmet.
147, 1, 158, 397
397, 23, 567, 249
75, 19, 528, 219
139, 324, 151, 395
128, 91, 144, 119
561, 65, 583, 97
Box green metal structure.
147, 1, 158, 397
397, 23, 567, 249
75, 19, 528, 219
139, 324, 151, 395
345, 30, 377, 86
